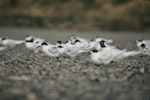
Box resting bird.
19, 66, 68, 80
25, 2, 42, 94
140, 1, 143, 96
56, 40, 68, 55
60, 40, 82, 57
25, 35, 45, 53
85, 36, 115, 52
0, 37, 24, 48
90, 40, 141, 64
69, 36, 90, 52
41, 42, 59, 57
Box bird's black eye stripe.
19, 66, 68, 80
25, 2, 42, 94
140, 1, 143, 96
141, 43, 146, 48
92, 49, 98, 52
57, 41, 62, 44
2, 37, 6, 40
74, 39, 81, 43
42, 42, 48, 45
58, 46, 63, 48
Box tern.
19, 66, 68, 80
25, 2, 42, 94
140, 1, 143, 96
90, 40, 141, 64
0, 37, 24, 48
41, 42, 59, 57
25, 35, 44, 53
60, 40, 82, 57
56, 41, 68, 55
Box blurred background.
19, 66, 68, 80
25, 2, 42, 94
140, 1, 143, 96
0, 0, 150, 31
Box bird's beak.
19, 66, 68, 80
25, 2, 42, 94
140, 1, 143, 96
106, 39, 113, 43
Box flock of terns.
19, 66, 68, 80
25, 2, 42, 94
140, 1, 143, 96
0, 35, 150, 64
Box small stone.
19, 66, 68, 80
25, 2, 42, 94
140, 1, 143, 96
27, 93, 37, 100
8, 76, 30, 81
9, 88, 24, 95
99, 77, 107, 82
109, 74, 115, 78
139, 68, 145, 73
109, 74, 116, 80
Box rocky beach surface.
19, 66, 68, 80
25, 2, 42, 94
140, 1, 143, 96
0, 27, 150, 100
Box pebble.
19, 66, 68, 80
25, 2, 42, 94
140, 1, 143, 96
139, 68, 145, 73
0, 44, 149, 100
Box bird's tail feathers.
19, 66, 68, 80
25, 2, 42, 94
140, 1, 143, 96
123, 51, 141, 57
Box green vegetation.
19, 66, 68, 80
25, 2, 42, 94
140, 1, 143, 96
0, 0, 149, 31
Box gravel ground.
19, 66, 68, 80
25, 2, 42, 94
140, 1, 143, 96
0, 27, 150, 100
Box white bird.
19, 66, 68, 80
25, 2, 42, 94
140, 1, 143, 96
25, 36, 36, 51
65, 36, 115, 56
91, 39, 115, 51
41, 42, 59, 57
72, 39, 87, 52
64, 48, 81, 57
69, 36, 94, 53
90, 40, 141, 64
25, 35, 35, 42
34, 37, 45, 44
25, 35, 45, 53
65, 40, 74, 48
79, 40, 98, 52
72, 37, 113, 52
58, 40, 81, 57
55, 41, 68, 55
0, 37, 24, 48
69, 36, 90, 48
136, 39, 150, 55
25, 35, 45, 44
85, 36, 115, 52
55, 40, 62, 47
